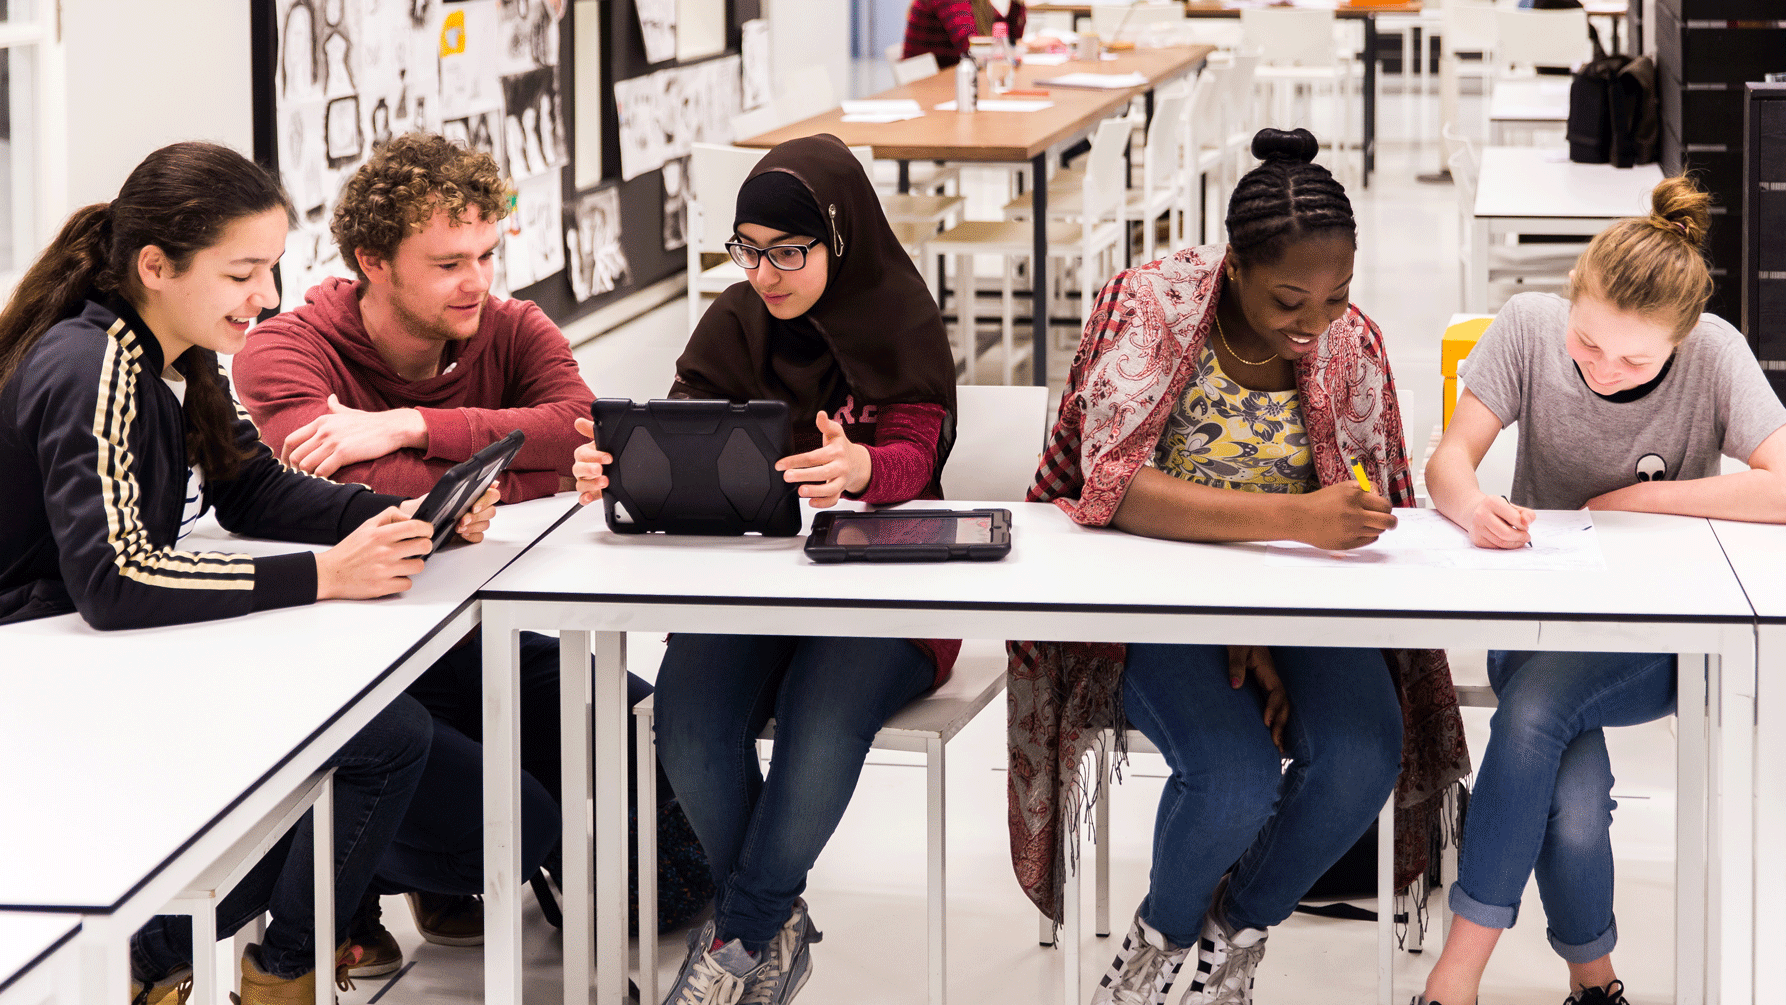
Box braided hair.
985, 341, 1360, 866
1224, 128, 1356, 267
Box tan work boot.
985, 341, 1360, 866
230, 942, 357, 1005
128, 966, 193, 1005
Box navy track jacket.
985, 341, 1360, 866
0, 297, 402, 629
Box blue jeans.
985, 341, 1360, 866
129, 695, 432, 981
654, 634, 935, 952
1450, 649, 1676, 963
1123, 644, 1403, 945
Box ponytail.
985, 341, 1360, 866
0, 203, 115, 392
1569, 175, 1714, 341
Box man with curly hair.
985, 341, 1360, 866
233, 132, 640, 976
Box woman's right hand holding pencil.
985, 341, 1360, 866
1469, 494, 1536, 550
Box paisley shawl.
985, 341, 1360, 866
1008, 246, 1472, 924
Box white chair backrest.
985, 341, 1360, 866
1493, 8, 1590, 71
847, 144, 876, 181
892, 52, 941, 86
1187, 66, 1222, 154
1082, 116, 1134, 223
1445, 0, 1498, 53
690, 143, 767, 254
1144, 90, 1188, 180
883, 42, 903, 66
1239, 8, 1337, 68
1090, 1, 1184, 42
941, 385, 1052, 502
730, 104, 784, 143
778, 64, 839, 123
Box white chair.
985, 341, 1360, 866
167, 770, 335, 1005
1002, 90, 1192, 265
927, 116, 1131, 384
729, 104, 783, 144
687, 143, 768, 331
777, 63, 840, 124
1441, 0, 1499, 140
1186, 65, 1233, 244
1241, 8, 1357, 183
1492, 7, 1591, 76
1089, 1, 1185, 45
1445, 126, 1580, 309
634, 385, 1051, 1005
892, 51, 942, 86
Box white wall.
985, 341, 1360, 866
59, 0, 254, 215
764, 0, 849, 107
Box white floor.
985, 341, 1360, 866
305, 95, 1679, 1005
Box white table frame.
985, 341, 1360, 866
478, 505, 1756, 1005
0, 916, 82, 1005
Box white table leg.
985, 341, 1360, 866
1377, 796, 1393, 1005
926, 736, 947, 1005
75, 919, 130, 1005
312, 774, 333, 1005
482, 606, 523, 1005
1757, 625, 1786, 1002
562, 629, 594, 1005
1676, 655, 1708, 1005
592, 632, 629, 1005
1467, 218, 1490, 314
637, 695, 660, 1005
1713, 638, 1756, 1005
189, 895, 217, 1005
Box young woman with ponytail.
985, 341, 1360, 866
1418, 177, 1786, 1005
0, 142, 494, 1004
1005, 128, 1471, 1005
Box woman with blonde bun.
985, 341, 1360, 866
1419, 176, 1786, 1005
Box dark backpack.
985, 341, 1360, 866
1569, 33, 1659, 166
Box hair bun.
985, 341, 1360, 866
1251, 128, 1319, 164
1648, 174, 1711, 250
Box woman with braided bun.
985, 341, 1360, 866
1418, 178, 1786, 1005
1005, 128, 1470, 1005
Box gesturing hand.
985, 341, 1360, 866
1226, 644, 1290, 752
1468, 494, 1534, 550
775, 411, 871, 509
570, 416, 613, 505
283, 395, 427, 478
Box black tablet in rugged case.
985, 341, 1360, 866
411, 428, 525, 551
804, 508, 1012, 563
592, 398, 801, 536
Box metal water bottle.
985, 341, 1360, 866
954, 51, 977, 113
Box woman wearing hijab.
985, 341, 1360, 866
571, 134, 957, 1005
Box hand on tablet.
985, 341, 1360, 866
316, 506, 434, 600
776, 411, 871, 509
571, 417, 613, 504
282, 395, 427, 477
450, 484, 501, 543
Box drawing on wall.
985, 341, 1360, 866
635, 0, 677, 64
565, 186, 631, 302
503, 174, 567, 289
274, 0, 569, 307
613, 55, 742, 181
740, 19, 771, 112
573, 0, 603, 188
675, 0, 726, 62
662, 155, 690, 251
501, 67, 568, 178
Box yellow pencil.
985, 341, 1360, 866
1349, 459, 1373, 494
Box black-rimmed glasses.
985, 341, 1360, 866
725, 237, 821, 272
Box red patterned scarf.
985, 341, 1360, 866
1007, 246, 1472, 924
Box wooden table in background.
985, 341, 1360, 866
738, 44, 1214, 388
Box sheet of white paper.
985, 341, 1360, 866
842, 99, 923, 115
676, 0, 727, 61
933, 99, 1054, 112
574, 0, 603, 187
1037, 71, 1148, 89
635, 0, 677, 64
840, 112, 924, 123
1264, 509, 1607, 572
1022, 52, 1072, 65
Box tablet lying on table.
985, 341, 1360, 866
411, 429, 525, 551
592, 398, 801, 536
804, 509, 1012, 563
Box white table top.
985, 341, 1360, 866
482, 501, 1752, 626
1474, 146, 1663, 221
1710, 519, 1786, 621
1489, 79, 1570, 122
0, 914, 79, 994
0, 495, 579, 912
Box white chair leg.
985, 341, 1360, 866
1377, 795, 1394, 1005
1039, 911, 1055, 947
956, 254, 977, 385
1094, 742, 1111, 938
927, 736, 948, 1005
312, 775, 334, 1005
638, 703, 660, 1005
190, 900, 218, 1005
1001, 258, 1017, 385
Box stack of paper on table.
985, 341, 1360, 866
933, 99, 1055, 112
1264, 509, 1607, 571
1022, 52, 1072, 66
840, 99, 924, 123
1035, 71, 1150, 89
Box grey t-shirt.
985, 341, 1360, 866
1461, 292, 1786, 510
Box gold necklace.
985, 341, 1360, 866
1215, 313, 1276, 366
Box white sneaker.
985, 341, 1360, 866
1181, 901, 1268, 1005
740, 899, 823, 1005
1090, 913, 1192, 1005
661, 921, 762, 1005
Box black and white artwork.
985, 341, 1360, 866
325, 95, 364, 166
442, 109, 503, 165
500, 67, 568, 178
565, 186, 631, 302
613, 55, 741, 181
503, 173, 567, 289
634, 0, 676, 64
661, 155, 690, 251
740, 19, 771, 112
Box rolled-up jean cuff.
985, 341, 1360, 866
1449, 881, 1519, 930
1548, 917, 1617, 964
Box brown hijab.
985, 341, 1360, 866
671, 133, 957, 473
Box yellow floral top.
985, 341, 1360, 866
1152, 343, 1317, 493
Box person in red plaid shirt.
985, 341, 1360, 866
901, 0, 1026, 68
1006, 128, 1470, 1005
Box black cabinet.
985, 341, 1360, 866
1742, 84, 1786, 401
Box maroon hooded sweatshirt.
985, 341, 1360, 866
235, 277, 593, 502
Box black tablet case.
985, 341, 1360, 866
593, 398, 801, 536
411, 428, 525, 551
804, 509, 1013, 563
